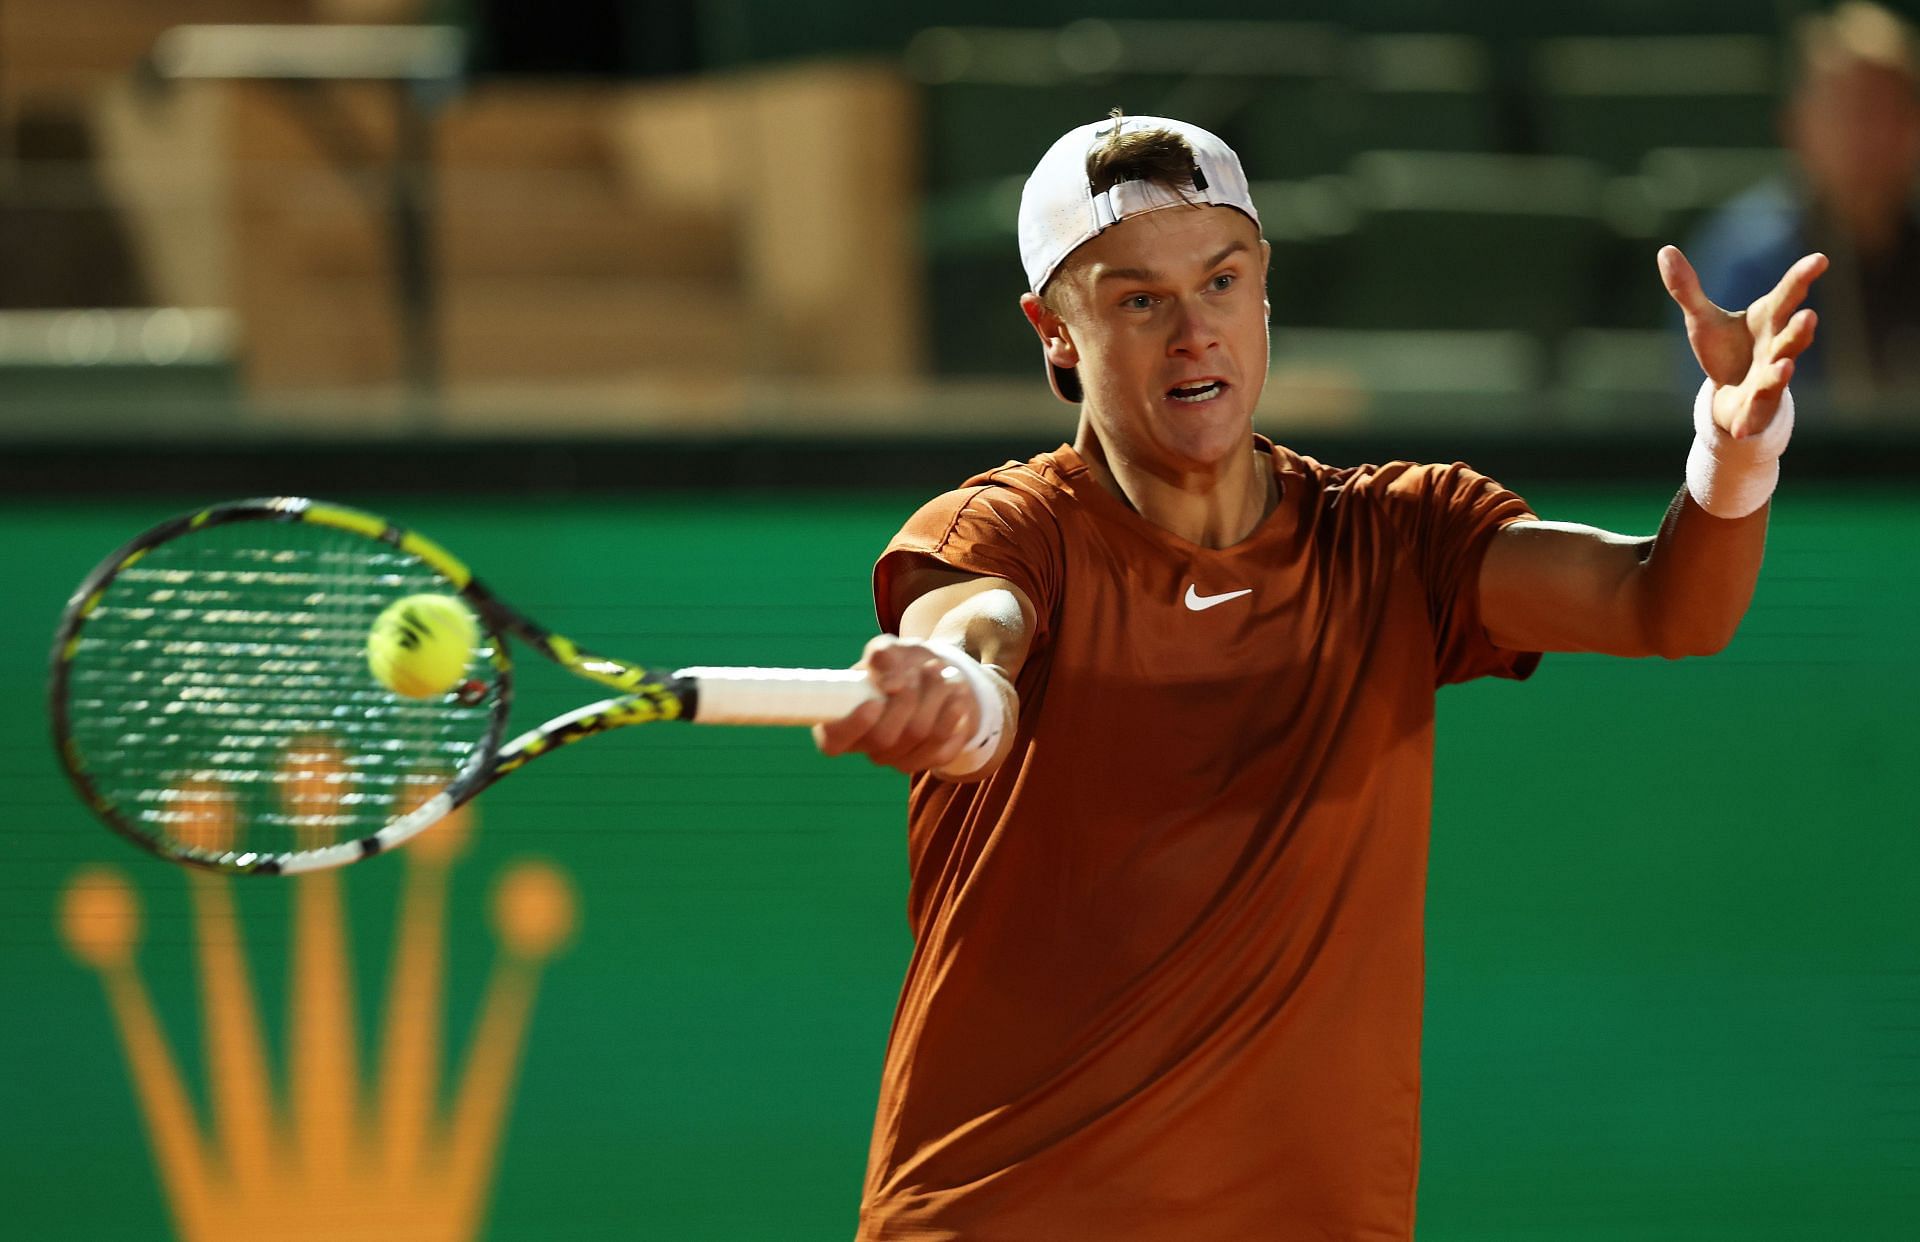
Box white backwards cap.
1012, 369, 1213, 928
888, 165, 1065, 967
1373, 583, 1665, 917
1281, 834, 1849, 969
1017, 115, 1260, 402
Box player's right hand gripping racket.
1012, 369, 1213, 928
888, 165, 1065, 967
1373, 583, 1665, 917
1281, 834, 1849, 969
49, 497, 892, 875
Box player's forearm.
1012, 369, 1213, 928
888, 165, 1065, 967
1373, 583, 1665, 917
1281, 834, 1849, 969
900, 578, 1034, 682
1633, 486, 1769, 658
917, 589, 1027, 781
892, 578, 1035, 781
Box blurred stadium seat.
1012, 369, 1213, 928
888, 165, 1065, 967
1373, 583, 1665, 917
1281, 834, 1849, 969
1268, 326, 1548, 425
1330, 34, 1503, 158
1556, 326, 1676, 423
1322, 150, 1608, 336
1058, 20, 1345, 179
1597, 145, 1788, 329
1530, 35, 1779, 170
1249, 177, 1356, 322
909, 21, 1344, 188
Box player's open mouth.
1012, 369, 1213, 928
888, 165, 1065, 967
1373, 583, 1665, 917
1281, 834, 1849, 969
1167, 380, 1227, 404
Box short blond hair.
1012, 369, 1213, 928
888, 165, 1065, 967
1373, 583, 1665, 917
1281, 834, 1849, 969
1085, 114, 1208, 200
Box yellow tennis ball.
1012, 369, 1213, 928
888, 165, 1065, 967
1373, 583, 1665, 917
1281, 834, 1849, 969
368, 594, 477, 699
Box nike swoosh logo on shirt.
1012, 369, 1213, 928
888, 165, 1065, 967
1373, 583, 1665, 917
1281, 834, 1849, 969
1183, 585, 1253, 611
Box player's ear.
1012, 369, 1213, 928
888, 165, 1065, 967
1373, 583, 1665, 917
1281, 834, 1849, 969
1020, 291, 1078, 369
1259, 238, 1272, 314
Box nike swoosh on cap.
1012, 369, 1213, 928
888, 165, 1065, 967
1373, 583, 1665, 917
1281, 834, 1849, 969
1183, 585, 1253, 611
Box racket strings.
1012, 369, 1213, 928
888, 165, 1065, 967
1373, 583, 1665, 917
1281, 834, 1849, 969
64, 525, 493, 860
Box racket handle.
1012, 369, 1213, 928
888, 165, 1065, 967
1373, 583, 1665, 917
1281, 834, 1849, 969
676, 666, 880, 726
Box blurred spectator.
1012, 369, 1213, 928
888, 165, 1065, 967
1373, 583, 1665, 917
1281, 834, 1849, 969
1686, 1, 1920, 401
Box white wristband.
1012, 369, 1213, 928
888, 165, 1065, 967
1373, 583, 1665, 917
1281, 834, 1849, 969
1685, 378, 1793, 519
916, 638, 1008, 778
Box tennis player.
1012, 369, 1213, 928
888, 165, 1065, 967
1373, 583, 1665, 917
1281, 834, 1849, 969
816, 113, 1824, 1241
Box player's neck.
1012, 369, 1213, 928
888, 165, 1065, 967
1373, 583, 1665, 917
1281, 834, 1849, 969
1072, 426, 1278, 549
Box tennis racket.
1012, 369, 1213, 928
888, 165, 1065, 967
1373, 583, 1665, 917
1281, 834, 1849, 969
50, 496, 883, 876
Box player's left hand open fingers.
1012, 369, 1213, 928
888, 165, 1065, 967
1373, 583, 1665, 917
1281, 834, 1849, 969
1722, 357, 1795, 438
1658, 245, 1720, 319
1660, 245, 1749, 386
1769, 307, 1819, 363
1758, 252, 1828, 334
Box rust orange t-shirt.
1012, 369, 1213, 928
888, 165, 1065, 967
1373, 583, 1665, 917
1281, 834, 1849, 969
857, 437, 1539, 1242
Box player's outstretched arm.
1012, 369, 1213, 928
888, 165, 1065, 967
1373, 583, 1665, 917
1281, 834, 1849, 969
1478, 247, 1826, 658
1481, 496, 1760, 658
813, 569, 1035, 779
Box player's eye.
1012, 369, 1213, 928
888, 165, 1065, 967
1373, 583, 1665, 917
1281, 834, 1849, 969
1210, 273, 1236, 292
1122, 294, 1156, 311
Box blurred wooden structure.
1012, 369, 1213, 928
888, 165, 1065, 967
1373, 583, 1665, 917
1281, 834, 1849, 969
6, 3, 922, 396
0, 0, 310, 129
95, 61, 920, 393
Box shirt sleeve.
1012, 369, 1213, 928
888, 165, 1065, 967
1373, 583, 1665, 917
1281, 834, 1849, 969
1377, 461, 1541, 686
872, 483, 1063, 645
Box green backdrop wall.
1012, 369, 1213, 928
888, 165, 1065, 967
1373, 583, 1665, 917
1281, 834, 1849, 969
2, 482, 1914, 1239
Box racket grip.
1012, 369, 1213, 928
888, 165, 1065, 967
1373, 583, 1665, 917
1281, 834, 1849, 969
676, 666, 881, 726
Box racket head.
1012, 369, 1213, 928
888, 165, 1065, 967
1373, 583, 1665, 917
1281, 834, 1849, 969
49, 497, 514, 875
